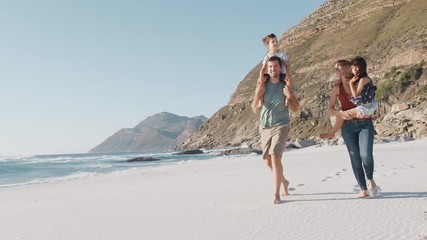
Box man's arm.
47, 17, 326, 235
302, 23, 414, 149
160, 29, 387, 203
285, 89, 299, 113
259, 63, 267, 81
283, 78, 299, 113
251, 75, 267, 113
258, 55, 268, 83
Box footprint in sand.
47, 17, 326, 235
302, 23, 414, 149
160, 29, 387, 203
336, 172, 341, 176
321, 176, 333, 182
342, 168, 347, 172
288, 187, 296, 191
413, 233, 427, 240
297, 183, 305, 187
379, 172, 397, 177
352, 185, 360, 193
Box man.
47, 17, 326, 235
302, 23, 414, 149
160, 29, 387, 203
252, 56, 299, 204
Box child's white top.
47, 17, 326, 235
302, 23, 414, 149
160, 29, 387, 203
262, 50, 289, 74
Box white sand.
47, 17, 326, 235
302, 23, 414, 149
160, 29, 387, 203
1, 139, 427, 240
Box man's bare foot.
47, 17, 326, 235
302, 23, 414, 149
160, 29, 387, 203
282, 180, 290, 196
320, 132, 335, 139
358, 190, 369, 198
273, 195, 282, 204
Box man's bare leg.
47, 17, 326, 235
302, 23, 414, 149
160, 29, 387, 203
266, 156, 289, 196
268, 154, 287, 203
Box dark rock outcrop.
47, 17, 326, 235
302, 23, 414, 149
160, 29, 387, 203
173, 149, 204, 155
292, 139, 317, 149
222, 148, 262, 156
126, 157, 160, 162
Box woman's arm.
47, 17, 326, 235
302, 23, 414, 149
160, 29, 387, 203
327, 85, 351, 119
327, 85, 340, 116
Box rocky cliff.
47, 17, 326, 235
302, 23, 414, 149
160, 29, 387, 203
90, 112, 207, 153
176, 0, 427, 150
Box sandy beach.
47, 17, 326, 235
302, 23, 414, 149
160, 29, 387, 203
1, 139, 426, 240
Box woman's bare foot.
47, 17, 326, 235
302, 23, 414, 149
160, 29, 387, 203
282, 180, 290, 196
367, 179, 381, 197
367, 179, 377, 189
358, 190, 369, 198
320, 132, 335, 139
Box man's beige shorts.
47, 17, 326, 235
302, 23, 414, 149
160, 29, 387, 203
260, 125, 290, 160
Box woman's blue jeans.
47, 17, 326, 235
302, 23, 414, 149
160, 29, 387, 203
341, 119, 375, 191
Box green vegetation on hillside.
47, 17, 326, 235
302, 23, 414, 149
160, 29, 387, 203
377, 61, 425, 101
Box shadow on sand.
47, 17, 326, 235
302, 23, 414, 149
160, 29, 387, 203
283, 191, 427, 203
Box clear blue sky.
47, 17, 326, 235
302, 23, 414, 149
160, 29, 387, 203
0, 0, 325, 156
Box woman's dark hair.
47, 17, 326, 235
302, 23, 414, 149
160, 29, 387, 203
350, 56, 368, 78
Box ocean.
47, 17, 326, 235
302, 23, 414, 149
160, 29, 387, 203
0, 151, 226, 189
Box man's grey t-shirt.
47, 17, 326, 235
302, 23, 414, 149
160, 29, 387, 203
260, 81, 290, 129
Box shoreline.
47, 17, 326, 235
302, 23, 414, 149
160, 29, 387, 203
1, 139, 426, 240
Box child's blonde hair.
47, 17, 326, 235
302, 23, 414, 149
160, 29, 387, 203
262, 33, 277, 46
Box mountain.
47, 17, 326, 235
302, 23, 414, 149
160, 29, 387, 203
89, 112, 207, 153
176, 0, 427, 150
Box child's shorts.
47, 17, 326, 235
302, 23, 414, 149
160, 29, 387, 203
356, 99, 378, 116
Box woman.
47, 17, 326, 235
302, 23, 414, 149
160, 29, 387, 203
325, 57, 381, 198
